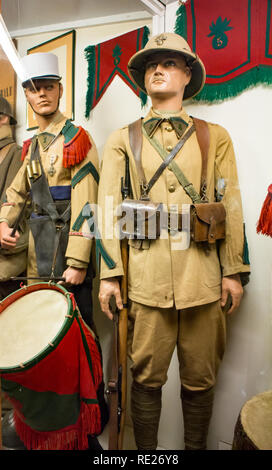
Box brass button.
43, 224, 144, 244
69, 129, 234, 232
166, 145, 173, 152
168, 185, 175, 193
166, 126, 173, 132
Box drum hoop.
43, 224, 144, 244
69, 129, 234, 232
0, 282, 77, 374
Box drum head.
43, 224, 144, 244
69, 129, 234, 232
0, 288, 68, 369
241, 390, 272, 450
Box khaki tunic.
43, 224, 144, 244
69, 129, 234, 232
98, 107, 250, 310
0, 125, 27, 281
0, 112, 99, 277
0, 126, 22, 203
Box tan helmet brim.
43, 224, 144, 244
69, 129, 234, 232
128, 42, 206, 100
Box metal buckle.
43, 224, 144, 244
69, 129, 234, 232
140, 181, 149, 200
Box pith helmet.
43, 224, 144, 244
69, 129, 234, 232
21, 52, 61, 87
128, 32, 206, 100
0, 97, 17, 125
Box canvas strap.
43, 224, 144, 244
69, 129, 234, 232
29, 138, 71, 276
128, 117, 210, 203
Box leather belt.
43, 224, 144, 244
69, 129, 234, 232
161, 211, 184, 232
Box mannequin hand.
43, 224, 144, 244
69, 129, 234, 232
221, 274, 243, 314
0, 221, 19, 249
61, 266, 87, 285
99, 278, 123, 320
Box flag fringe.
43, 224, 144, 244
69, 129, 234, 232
14, 402, 101, 450
193, 66, 272, 103
174, 4, 187, 38
85, 45, 96, 120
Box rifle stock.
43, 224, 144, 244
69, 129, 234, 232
107, 314, 119, 450
107, 238, 128, 450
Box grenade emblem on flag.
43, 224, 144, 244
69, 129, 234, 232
113, 44, 122, 66
207, 16, 233, 49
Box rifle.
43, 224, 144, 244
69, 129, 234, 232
107, 156, 130, 450
107, 239, 128, 450
10, 192, 30, 237
117, 239, 129, 449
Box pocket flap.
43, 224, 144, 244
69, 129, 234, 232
121, 199, 162, 220
192, 202, 226, 224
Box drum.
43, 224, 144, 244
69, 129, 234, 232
0, 282, 102, 450
232, 390, 272, 450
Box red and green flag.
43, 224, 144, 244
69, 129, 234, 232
85, 26, 149, 117
175, 0, 272, 101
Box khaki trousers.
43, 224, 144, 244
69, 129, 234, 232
127, 299, 227, 391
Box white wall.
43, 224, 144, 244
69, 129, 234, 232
13, 2, 272, 451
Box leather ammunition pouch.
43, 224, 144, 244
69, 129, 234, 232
190, 202, 226, 244
121, 198, 162, 239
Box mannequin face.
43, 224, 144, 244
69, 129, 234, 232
144, 52, 191, 103
24, 79, 63, 116
0, 114, 10, 127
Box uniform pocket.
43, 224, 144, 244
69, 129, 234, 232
128, 244, 149, 289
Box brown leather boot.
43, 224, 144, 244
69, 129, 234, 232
181, 386, 214, 450
131, 381, 162, 450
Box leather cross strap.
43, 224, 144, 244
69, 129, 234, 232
128, 118, 145, 189
128, 117, 210, 201
193, 117, 210, 200
146, 124, 195, 196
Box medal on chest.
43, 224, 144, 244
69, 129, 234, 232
48, 154, 58, 177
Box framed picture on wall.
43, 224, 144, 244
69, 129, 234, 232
26, 30, 75, 130
0, 41, 17, 123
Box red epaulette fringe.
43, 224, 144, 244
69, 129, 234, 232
257, 184, 272, 237
21, 139, 32, 161
63, 127, 92, 168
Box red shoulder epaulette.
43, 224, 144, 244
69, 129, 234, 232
63, 127, 92, 168
21, 124, 92, 167
21, 138, 32, 161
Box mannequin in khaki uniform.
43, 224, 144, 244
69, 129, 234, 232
0, 53, 107, 450
0, 97, 27, 300
0, 98, 27, 417
98, 33, 250, 450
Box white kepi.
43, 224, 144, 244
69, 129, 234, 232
21, 52, 61, 86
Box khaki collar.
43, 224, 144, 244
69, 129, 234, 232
36, 111, 67, 150
143, 107, 190, 138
